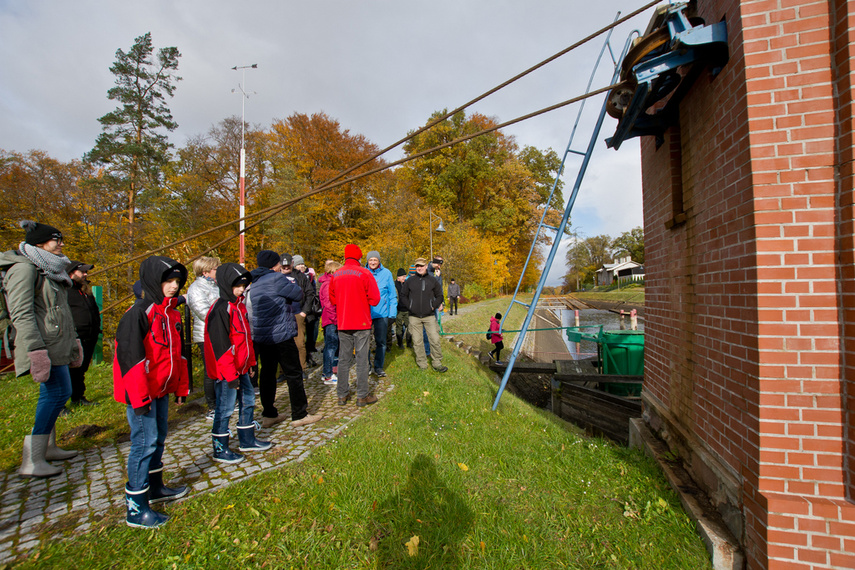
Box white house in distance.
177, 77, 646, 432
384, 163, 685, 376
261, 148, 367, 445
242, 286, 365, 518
595, 256, 644, 287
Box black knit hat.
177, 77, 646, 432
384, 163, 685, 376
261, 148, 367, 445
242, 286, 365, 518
256, 250, 280, 269
20, 220, 63, 246
396, 268, 406, 277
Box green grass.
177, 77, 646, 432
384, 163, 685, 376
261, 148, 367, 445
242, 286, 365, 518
8, 296, 711, 569
0, 354, 207, 472
573, 287, 645, 306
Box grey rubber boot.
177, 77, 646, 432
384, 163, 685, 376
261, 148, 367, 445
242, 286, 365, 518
45, 427, 78, 461
19, 434, 62, 478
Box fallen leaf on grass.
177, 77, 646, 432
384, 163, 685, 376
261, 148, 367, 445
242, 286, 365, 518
480, 541, 486, 552
406, 535, 420, 557
423, 391, 430, 396
458, 463, 469, 471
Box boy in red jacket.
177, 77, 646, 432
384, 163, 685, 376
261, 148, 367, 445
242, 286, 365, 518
204, 263, 271, 464
113, 256, 190, 529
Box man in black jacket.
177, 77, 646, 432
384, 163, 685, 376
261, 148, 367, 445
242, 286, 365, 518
66, 260, 101, 405
400, 258, 447, 373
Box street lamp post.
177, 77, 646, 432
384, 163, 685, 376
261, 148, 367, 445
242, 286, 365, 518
231, 63, 257, 265
429, 208, 445, 261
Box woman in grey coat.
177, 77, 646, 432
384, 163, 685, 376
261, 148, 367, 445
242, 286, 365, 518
186, 257, 220, 418
1, 221, 82, 478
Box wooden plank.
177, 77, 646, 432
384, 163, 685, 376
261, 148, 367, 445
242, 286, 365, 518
551, 382, 641, 444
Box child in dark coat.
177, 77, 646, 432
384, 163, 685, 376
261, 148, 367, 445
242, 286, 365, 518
205, 263, 271, 464
113, 256, 190, 529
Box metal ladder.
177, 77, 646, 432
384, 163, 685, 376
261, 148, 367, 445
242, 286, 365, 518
492, 23, 637, 411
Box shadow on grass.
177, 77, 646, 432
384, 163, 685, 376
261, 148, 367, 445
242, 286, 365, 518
371, 453, 474, 568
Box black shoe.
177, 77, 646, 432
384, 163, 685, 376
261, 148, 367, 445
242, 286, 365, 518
71, 397, 97, 406
433, 365, 449, 373
374, 368, 387, 378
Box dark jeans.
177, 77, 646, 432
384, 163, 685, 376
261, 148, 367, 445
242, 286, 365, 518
257, 338, 308, 421
491, 341, 505, 361
323, 324, 339, 378
371, 317, 388, 372
305, 317, 319, 355
449, 296, 458, 314
195, 342, 217, 409
125, 396, 168, 490
69, 334, 99, 402
32, 365, 72, 435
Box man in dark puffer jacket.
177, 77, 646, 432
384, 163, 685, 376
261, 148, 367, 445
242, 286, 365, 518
247, 250, 322, 429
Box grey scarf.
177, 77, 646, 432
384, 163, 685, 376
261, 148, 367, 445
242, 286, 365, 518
19, 242, 73, 287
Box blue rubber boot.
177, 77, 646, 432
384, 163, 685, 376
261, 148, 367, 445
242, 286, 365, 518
148, 465, 189, 504
125, 484, 169, 529
237, 424, 272, 452
212, 433, 244, 464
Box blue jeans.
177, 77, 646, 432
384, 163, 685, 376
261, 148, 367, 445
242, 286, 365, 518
213, 373, 254, 434
322, 324, 339, 378
32, 365, 72, 435
126, 396, 169, 491
372, 317, 388, 371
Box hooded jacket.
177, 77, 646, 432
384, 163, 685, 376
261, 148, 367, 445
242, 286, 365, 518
400, 271, 443, 318
113, 256, 189, 412
318, 272, 337, 328
186, 275, 219, 344
0, 249, 79, 376
489, 316, 503, 344
367, 262, 398, 320
329, 258, 380, 330
247, 267, 303, 344
204, 263, 256, 382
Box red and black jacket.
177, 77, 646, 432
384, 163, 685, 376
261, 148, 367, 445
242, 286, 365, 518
113, 256, 189, 412
204, 263, 256, 382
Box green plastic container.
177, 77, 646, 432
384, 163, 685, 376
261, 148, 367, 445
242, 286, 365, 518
600, 330, 644, 396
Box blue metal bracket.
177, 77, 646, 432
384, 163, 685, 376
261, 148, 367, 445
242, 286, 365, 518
605, 3, 728, 150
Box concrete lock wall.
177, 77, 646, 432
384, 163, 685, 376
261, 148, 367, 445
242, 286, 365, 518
639, 0, 855, 568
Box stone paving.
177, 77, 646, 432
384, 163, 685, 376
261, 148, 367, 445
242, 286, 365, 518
0, 366, 392, 565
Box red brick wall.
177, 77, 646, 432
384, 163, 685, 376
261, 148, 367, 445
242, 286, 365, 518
640, 0, 855, 568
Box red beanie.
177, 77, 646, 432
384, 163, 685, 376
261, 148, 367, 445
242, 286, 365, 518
344, 244, 362, 261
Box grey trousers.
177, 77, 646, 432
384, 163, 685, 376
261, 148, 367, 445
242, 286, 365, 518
337, 329, 371, 399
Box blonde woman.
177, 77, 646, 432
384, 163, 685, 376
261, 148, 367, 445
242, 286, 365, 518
186, 256, 219, 419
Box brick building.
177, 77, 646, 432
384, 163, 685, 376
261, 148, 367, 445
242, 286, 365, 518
636, 0, 854, 568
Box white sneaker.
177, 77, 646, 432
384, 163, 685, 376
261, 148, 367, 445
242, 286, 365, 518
323, 374, 337, 386
205, 409, 215, 421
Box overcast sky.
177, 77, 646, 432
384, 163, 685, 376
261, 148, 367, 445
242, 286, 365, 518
0, 0, 654, 285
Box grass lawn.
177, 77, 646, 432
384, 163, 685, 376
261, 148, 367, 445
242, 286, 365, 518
573, 286, 645, 306
7, 296, 710, 569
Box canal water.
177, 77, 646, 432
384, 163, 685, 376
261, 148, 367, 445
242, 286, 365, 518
555, 308, 645, 360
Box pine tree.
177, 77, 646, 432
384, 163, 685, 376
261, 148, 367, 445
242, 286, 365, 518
85, 32, 181, 249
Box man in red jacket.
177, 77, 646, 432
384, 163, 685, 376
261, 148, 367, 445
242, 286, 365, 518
329, 244, 380, 407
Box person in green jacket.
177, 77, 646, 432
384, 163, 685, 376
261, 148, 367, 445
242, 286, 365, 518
1, 221, 82, 478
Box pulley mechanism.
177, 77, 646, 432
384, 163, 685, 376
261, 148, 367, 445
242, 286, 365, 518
605, 2, 728, 150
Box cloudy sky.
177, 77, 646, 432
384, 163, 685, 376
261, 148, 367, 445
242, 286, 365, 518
0, 0, 654, 284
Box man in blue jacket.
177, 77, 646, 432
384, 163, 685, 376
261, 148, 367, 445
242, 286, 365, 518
248, 250, 322, 429
366, 251, 397, 378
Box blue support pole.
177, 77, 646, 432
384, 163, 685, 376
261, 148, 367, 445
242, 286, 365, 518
500, 13, 622, 332
492, 33, 636, 411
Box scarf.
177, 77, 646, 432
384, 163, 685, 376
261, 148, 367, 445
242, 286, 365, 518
19, 242, 73, 287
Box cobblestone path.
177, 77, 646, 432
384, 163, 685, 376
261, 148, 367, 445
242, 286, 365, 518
0, 368, 391, 565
